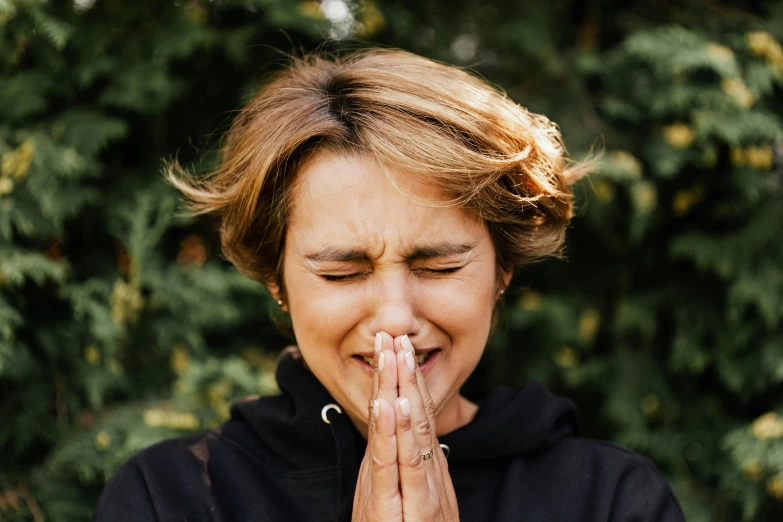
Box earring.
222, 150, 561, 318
499, 289, 505, 295
277, 299, 284, 307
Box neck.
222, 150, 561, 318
435, 393, 479, 436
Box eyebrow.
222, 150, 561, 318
304, 241, 476, 263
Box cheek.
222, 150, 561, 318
420, 271, 495, 329
287, 275, 365, 355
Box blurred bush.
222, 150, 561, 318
1, 0, 782, 520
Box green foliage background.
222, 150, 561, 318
1, 0, 782, 520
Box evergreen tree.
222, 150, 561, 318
1, 1, 781, 521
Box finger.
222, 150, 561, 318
371, 331, 383, 402
393, 396, 432, 505
397, 335, 436, 452
393, 335, 403, 354
367, 332, 384, 457
405, 336, 438, 434
369, 398, 400, 505
376, 333, 398, 408
415, 366, 437, 436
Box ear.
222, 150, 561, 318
267, 279, 288, 313
500, 269, 513, 295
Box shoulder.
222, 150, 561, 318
92, 432, 217, 522
541, 437, 686, 522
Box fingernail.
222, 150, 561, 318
374, 332, 382, 353
399, 397, 410, 418
405, 350, 415, 372
377, 351, 385, 371
402, 334, 414, 352
373, 399, 379, 417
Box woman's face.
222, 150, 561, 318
280, 150, 501, 434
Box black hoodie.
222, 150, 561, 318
93, 348, 685, 521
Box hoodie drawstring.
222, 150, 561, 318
322, 404, 358, 522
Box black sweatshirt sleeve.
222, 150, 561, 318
607, 455, 686, 522
92, 458, 160, 522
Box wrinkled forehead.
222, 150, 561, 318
286, 150, 484, 254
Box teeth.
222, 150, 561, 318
360, 352, 432, 366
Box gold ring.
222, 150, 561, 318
422, 449, 434, 461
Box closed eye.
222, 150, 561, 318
319, 266, 464, 282
319, 272, 370, 282
414, 266, 464, 276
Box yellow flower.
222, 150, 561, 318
641, 393, 660, 416
212, 400, 231, 421
1, 139, 34, 180
518, 290, 543, 311
143, 408, 200, 431
631, 181, 658, 214
554, 346, 579, 369
767, 476, 783, 501
747, 32, 783, 71
143, 409, 164, 427
95, 430, 111, 450
721, 78, 755, 108
578, 309, 601, 340
111, 279, 145, 326
358, 1, 386, 37
744, 145, 773, 170
594, 180, 615, 202
672, 185, 704, 217
705, 43, 733, 62
752, 412, 783, 440
730, 147, 745, 166
608, 151, 643, 179
747, 32, 778, 56
297, 1, 325, 19
663, 123, 695, 148
184, 2, 209, 24
170, 344, 190, 375
742, 460, 765, 482
0, 177, 13, 196
85, 344, 101, 365
730, 146, 773, 170
167, 411, 200, 431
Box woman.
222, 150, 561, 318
93, 48, 685, 521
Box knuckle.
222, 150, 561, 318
423, 396, 436, 417
415, 415, 432, 436
371, 453, 394, 470
423, 501, 441, 520
403, 450, 425, 471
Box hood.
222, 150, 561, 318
439, 381, 578, 462
230, 346, 578, 464
229, 346, 578, 521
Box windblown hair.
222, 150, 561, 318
168, 48, 589, 298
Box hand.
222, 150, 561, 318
351, 331, 460, 522
352, 331, 402, 521
392, 334, 459, 522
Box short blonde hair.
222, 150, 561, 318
168, 48, 588, 298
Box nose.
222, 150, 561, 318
368, 271, 420, 339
